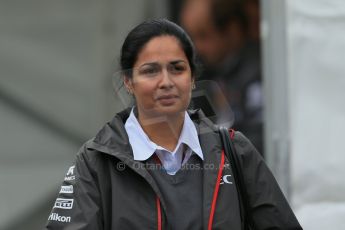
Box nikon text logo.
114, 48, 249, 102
48, 213, 71, 223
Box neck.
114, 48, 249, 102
138, 112, 185, 152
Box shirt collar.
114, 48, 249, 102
124, 108, 204, 161
179, 111, 204, 160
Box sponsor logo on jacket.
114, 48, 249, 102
220, 174, 233, 185
60, 185, 73, 194
66, 165, 75, 176
54, 198, 74, 209
48, 213, 71, 223
64, 165, 75, 181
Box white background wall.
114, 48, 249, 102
262, 0, 345, 229
287, 0, 345, 229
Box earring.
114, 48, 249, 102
126, 88, 133, 95
192, 82, 196, 90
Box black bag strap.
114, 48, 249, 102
219, 126, 254, 230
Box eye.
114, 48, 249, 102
139, 65, 160, 77
169, 63, 186, 74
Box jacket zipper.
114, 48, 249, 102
207, 150, 225, 230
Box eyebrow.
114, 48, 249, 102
140, 62, 159, 68
139, 60, 187, 68
170, 60, 186, 65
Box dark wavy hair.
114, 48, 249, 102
120, 18, 199, 78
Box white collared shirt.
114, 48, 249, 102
125, 108, 204, 175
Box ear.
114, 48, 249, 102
123, 76, 133, 94
191, 76, 196, 89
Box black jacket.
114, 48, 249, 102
46, 108, 302, 230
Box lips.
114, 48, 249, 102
156, 94, 178, 100
156, 94, 179, 105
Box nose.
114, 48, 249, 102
158, 68, 174, 89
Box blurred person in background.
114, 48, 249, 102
45, 19, 301, 229
180, 0, 263, 153
243, 0, 261, 43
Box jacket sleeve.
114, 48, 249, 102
46, 145, 103, 230
233, 131, 302, 230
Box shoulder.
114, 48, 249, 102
231, 130, 264, 165
232, 131, 255, 151
73, 139, 113, 175
76, 139, 99, 161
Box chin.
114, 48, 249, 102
154, 104, 186, 117
138, 102, 188, 120
157, 107, 184, 115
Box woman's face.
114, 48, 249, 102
125, 35, 193, 120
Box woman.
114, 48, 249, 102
46, 19, 302, 230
